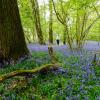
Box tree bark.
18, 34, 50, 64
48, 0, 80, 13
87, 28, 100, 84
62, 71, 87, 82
31, 0, 45, 45
0, 0, 29, 66
49, 0, 53, 44
48, 46, 58, 63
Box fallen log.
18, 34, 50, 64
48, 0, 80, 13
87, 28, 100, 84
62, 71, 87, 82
0, 63, 60, 83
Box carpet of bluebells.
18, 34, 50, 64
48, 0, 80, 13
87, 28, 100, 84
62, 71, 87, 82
0, 48, 100, 99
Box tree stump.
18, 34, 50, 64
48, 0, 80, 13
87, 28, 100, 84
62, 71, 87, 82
48, 46, 58, 63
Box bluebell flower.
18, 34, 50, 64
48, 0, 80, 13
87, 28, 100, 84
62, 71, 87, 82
79, 85, 84, 91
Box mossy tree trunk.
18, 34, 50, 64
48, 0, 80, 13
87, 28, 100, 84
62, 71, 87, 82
31, 0, 45, 45
49, 0, 53, 44
0, 0, 29, 65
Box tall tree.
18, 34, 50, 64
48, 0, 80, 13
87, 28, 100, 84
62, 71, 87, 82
52, 0, 73, 49
31, 0, 45, 44
49, 0, 53, 44
52, 0, 100, 49
18, 0, 35, 43
0, 0, 29, 66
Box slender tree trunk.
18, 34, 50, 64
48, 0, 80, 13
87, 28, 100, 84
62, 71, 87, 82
76, 10, 81, 48
0, 0, 29, 66
43, 0, 47, 42
49, 0, 53, 44
63, 27, 67, 45
31, 0, 45, 45
52, 0, 73, 49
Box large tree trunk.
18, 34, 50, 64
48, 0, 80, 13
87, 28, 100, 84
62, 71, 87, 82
0, 0, 29, 66
49, 0, 53, 44
31, 0, 45, 45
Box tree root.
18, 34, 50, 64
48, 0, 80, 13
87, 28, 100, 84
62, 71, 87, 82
0, 63, 60, 83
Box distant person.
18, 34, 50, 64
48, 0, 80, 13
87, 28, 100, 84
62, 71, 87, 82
56, 35, 60, 45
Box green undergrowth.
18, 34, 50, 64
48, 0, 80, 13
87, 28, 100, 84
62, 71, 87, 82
0, 52, 51, 75
0, 51, 100, 100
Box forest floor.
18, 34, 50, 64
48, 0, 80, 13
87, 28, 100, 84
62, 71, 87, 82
28, 41, 100, 68
28, 41, 100, 59
28, 41, 100, 52
0, 41, 100, 99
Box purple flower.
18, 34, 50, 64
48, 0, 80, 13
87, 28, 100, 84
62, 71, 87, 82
79, 85, 84, 91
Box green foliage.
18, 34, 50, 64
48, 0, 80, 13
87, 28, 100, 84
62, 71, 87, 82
18, 0, 100, 44
18, 0, 35, 43
0, 51, 100, 99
